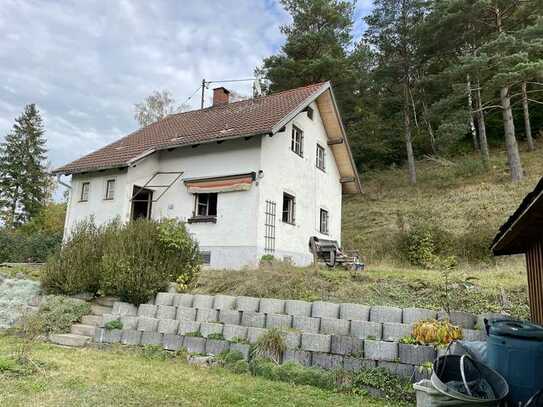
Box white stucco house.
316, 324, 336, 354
53, 82, 361, 269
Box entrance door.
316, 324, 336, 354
131, 186, 153, 220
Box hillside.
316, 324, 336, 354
342, 144, 543, 266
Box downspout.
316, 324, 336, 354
56, 174, 72, 190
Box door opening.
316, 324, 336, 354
131, 186, 153, 220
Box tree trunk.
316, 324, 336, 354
522, 82, 535, 151
404, 84, 417, 185
422, 100, 437, 154
500, 86, 523, 182
475, 79, 490, 166
467, 75, 479, 150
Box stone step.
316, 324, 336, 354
71, 324, 96, 337
81, 315, 102, 326
94, 296, 119, 307
49, 333, 91, 347
90, 304, 112, 316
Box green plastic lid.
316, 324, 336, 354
489, 319, 543, 340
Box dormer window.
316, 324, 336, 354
291, 125, 304, 157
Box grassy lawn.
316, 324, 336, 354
0, 336, 392, 407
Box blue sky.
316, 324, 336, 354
0, 0, 373, 174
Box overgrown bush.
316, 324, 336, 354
0, 229, 62, 263
41, 220, 103, 295
397, 213, 456, 269
252, 329, 286, 364
42, 218, 201, 305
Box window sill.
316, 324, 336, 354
291, 150, 303, 158
320, 231, 329, 236
79, 200, 88, 203
282, 220, 296, 226
316, 166, 326, 173
188, 216, 217, 224
103, 198, 114, 201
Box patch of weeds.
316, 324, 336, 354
353, 368, 415, 404
252, 328, 285, 364
207, 333, 224, 340
35, 295, 91, 334
140, 345, 173, 361
175, 347, 188, 359
184, 331, 203, 337
399, 336, 418, 345
104, 320, 123, 330
228, 337, 249, 344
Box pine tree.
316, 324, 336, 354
0, 104, 50, 227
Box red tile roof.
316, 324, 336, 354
53, 82, 328, 174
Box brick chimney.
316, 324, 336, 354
212, 87, 230, 106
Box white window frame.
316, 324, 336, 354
80, 182, 90, 202
194, 193, 218, 217
290, 125, 304, 157
319, 208, 329, 235
105, 179, 116, 200
316, 144, 325, 171
282, 192, 296, 225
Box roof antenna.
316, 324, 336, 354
200, 78, 207, 109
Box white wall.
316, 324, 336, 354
257, 101, 343, 266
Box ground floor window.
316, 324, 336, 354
200, 251, 211, 265
282, 193, 295, 224
320, 208, 329, 234
195, 193, 217, 217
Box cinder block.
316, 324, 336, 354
292, 316, 320, 333
247, 327, 268, 343
94, 327, 106, 343
103, 328, 122, 343
364, 340, 398, 361
196, 308, 219, 322
402, 308, 437, 324
311, 301, 340, 319
241, 311, 266, 328
120, 316, 139, 330
137, 317, 159, 332
199, 322, 223, 338
141, 332, 163, 346
320, 318, 350, 336
155, 292, 175, 306
284, 332, 301, 350
331, 335, 363, 356
163, 334, 184, 351
235, 296, 260, 312
112, 301, 137, 316
178, 321, 201, 335
173, 293, 194, 308
340, 303, 370, 321
121, 329, 142, 346
285, 300, 312, 317
311, 352, 343, 370
283, 350, 312, 367
205, 339, 230, 355
462, 328, 487, 341
100, 313, 119, 328
266, 314, 292, 330
370, 306, 403, 323
137, 304, 157, 318
259, 298, 285, 314
223, 325, 248, 341
350, 320, 382, 340
183, 336, 206, 354
378, 361, 415, 379
156, 305, 176, 320
193, 295, 215, 309
382, 323, 412, 342
438, 311, 477, 329
230, 343, 251, 360
158, 319, 179, 335
436, 342, 467, 357
176, 306, 197, 321
343, 357, 377, 371
219, 310, 241, 325
213, 295, 236, 310
301, 333, 331, 353
399, 343, 436, 365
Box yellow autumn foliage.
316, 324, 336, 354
412, 319, 463, 346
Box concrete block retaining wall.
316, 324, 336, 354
100, 294, 492, 383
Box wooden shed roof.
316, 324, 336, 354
492, 177, 543, 255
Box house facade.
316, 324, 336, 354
53, 82, 361, 269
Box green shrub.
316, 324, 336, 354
229, 359, 249, 374
101, 219, 200, 305
41, 220, 103, 295
104, 320, 123, 330
141, 345, 172, 360
0, 228, 61, 263
353, 368, 415, 403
